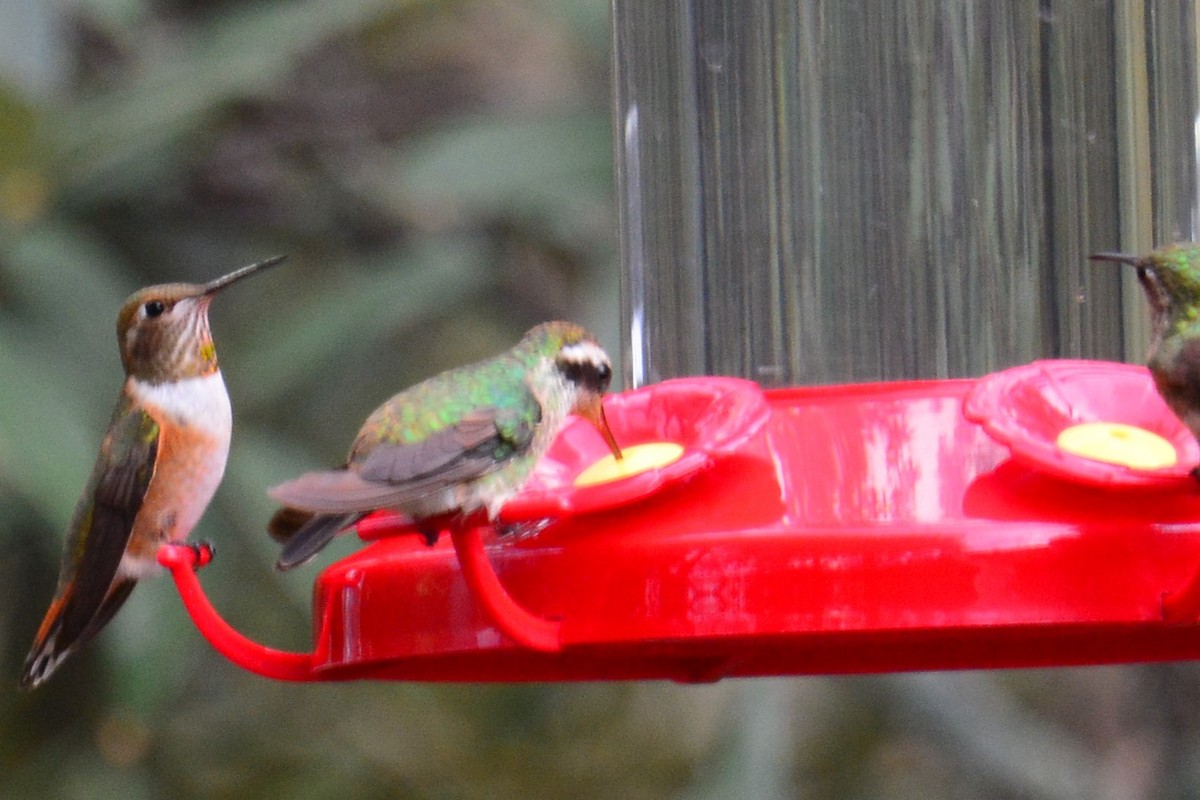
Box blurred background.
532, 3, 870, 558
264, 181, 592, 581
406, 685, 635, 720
2, 1, 1200, 799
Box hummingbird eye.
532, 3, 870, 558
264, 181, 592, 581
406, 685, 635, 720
558, 357, 613, 393
143, 300, 166, 318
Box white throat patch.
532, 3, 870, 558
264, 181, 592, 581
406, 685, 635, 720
128, 372, 232, 434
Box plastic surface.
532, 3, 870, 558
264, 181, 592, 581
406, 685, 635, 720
964, 359, 1199, 487
161, 367, 1200, 683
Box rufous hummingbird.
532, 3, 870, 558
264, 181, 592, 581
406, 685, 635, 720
1091, 242, 1200, 468
268, 320, 622, 569
19, 255, 286, 689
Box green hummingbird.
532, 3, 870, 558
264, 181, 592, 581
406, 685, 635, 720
21, 255, 286, 689
268, 321, 623, 570
1091, 242, 1200, 466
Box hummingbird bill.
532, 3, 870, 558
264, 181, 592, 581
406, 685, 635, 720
1091, 242, 1200, 472
20, 255, 286, 690
268, 321, 623, 570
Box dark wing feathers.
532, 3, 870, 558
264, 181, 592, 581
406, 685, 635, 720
269, 395, 541, 570
272, 407, 532, 515
356, 411, 501, 483
55, 404, 158, 649
275, 512, 361, 571
73, 579, 136, 655
21, 401, 158, 689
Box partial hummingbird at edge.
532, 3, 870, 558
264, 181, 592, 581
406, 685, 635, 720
20, 255, 287, 690
1091, 242, 1200, 473
267, 321, 623, 571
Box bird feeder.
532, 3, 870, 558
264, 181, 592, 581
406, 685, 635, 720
160, 361, 1200, 682
161, 6, 1200, 683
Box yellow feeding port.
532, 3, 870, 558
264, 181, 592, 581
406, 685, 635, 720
574, 442, 686, 487
1055, 422, 1177, 470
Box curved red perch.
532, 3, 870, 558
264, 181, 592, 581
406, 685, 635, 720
449, 526, 561, 652
157, 543, 320, 682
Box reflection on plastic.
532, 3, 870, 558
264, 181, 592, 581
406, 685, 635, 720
162, 368, 1200, 683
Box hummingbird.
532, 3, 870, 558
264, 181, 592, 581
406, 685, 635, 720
19, 255, 286, 690
268, 320, 623, 570
1091, 242, 1200, 461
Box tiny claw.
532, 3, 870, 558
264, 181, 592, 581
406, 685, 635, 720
188, 540, 216, 567
418, 527, 439, 547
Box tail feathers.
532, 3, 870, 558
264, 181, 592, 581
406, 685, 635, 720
273, 510, 360, 571
268, 470, 411, 514
19, 579, 136, 690
267, 505, 315, 544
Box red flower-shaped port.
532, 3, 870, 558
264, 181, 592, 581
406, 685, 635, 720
502, 376, 771, 520
964, 359, 1199, 487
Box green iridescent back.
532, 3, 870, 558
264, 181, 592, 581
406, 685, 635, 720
348, 322, 590, 463
1150, 243, 1200, 320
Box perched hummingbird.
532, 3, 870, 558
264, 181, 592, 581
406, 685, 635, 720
1091, 242, 1200, 457
268, 321, 622, 570
19, 255, 286, 689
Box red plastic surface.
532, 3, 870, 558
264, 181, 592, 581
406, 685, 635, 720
161, 367, 1200, 683
965, 359, 1199, 487
159, 543, 318, 681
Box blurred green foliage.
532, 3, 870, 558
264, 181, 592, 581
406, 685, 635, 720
0, 1, 636, 796
4, 2, 1200, 800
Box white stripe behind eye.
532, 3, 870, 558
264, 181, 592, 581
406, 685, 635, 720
560, 341, 608, 366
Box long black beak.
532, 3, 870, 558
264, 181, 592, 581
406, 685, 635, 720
1088, 252, 1140, 267
203, 254, 288, 295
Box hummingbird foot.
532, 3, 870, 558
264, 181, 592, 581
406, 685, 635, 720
187, 540, 216, 567
1190, 466, 1200, 485
416, 526, 440, 547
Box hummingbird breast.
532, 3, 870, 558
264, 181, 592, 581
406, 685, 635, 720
454, 360, 577, 518
120, 372, 233, 577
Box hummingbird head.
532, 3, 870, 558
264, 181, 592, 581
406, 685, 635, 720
1091, 243, 1200, 343
522, 321, 623, 459
115, 255, 286, 384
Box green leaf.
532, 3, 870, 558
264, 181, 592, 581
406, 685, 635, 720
365, 111, 613, 231
55, 0, 432, 195
225, 238, 488, 411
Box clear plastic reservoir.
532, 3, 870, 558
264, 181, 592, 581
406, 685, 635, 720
612, 2, 1200, 386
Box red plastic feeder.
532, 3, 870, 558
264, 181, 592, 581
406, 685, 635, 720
963, 359, 1199, 488
159, 363, 1200, 682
